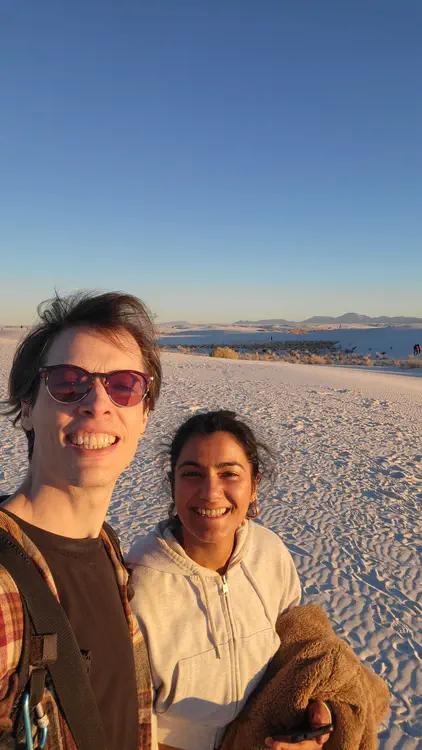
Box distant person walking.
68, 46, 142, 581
413, 344, 421, 356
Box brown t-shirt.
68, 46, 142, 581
1, 507, 139, 750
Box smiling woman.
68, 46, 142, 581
170, 429, 261, 572
127, 411, 303, 750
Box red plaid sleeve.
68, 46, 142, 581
0, 565, 24, 732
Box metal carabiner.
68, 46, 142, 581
22, 692, 48, 749
22, 692, 34, 750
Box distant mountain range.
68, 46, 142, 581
234, 313, 422, 326
235, 318, 292, 325
159, 313, 422, 328
159, 320, 192, 327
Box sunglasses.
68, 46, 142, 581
39, 364, 153, 408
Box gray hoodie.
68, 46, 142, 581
128, 519, 301, 750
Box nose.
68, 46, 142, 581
199, 472, 223, 503
76, 377, 112, 417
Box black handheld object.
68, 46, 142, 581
273, 723, 334, 743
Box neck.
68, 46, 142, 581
175, 524, 236, 574
2, 473, 114, 538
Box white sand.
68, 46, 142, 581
1, 344, 421, 749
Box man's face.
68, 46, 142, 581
22, 326, 149, 491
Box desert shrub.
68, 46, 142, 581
209, 346, 239, 360
308, 354, 328, 365
405, 358, 422, 368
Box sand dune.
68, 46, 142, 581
0, 344, 421, 749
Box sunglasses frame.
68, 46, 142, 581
39, 364, 153, 408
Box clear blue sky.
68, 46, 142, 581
1, 0, 421, 324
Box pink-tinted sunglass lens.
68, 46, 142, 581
47, 366, 89, 402
107, 372, 147, 406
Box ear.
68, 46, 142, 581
139, 403, 150, 438
21, 401, 33, 431
252, 471, 262, 495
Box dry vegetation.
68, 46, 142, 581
160, 343, 422, 370
209, 346, 240, 360
405, 356, 422, 368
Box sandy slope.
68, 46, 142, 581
0, 345, 421, 749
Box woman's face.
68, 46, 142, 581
173, 431, 256, 547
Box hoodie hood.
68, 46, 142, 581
127, 518, 252, 578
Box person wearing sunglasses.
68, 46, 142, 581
0, 290, 161, 750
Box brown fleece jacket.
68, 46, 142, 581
220, 605, 389, 750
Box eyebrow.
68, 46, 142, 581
177, 461, 245, 470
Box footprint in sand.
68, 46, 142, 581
175, 402, 202, 413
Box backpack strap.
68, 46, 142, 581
0, 531, 108, 750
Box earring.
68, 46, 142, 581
247, 500, 259, 519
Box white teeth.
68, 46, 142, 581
69, 433, 117, 450
194, 508, 230, 517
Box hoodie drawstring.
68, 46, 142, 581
197, 570, 222, 660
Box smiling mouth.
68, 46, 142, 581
66, 433, 119, 450
193, 508, 232, 518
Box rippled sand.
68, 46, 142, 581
1, 344, 421, 749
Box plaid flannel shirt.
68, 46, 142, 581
0, 510, 152, 750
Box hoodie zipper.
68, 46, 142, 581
220, 573, 240, 718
